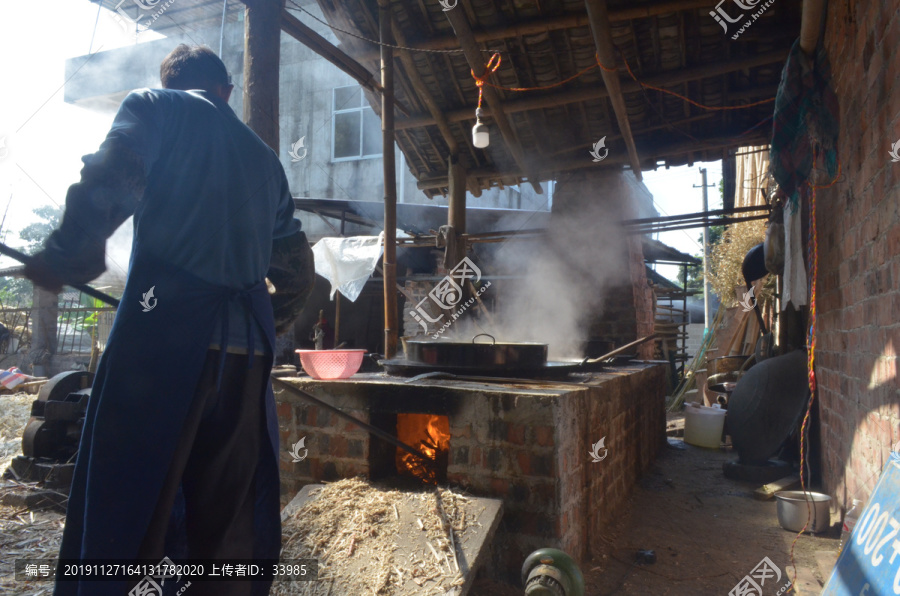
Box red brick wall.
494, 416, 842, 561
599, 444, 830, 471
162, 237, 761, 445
274, 364, 667, 582
274, 387, 371, 504
816, 0, 900, 512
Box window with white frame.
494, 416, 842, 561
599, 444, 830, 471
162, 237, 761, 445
332, 85, 382, 161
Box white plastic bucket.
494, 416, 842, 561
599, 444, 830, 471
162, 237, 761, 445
684, 403, 726, 448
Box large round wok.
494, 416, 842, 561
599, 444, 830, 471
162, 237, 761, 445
382, 334, 656, 378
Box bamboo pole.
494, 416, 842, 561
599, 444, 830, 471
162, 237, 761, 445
585, 0, 642, 179
380, 0, 398, 359
447, 156, 467, 268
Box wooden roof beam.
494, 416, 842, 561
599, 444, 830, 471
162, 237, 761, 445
395, 49, 786, 130
444, 6, 543, 194
280, 8, 383, 95
390, 19, 458, 156
416, 131, 771, 190
359, 0, 714, 61
585, 0, 642, 180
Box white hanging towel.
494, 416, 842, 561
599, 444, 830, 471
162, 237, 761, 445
782, 204, 807, 310
311, 232, 384, 302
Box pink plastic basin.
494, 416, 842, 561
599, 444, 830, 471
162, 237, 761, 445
295, 349, 366, 380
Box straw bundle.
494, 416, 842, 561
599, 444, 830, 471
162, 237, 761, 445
708, 219, 773, 307
275, 477, 479, 596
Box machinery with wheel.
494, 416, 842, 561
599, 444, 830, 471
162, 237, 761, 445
522, 548, 585, 596
4, 371, 94, 491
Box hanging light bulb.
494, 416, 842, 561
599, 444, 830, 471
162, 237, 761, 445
472, 107, 490, 148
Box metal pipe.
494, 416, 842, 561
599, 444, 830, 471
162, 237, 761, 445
270, 376, 436, 466
700, 168, 710, 331
219, 0, 228, 57
621, 204, 769, 226
625, 214, 770, 235
0, 241, 120, 307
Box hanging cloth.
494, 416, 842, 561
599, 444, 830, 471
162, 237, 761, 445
769, 39, 840, 310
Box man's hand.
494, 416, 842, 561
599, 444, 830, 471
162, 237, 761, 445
268, 231, 316, 335
22, 253, 65, 294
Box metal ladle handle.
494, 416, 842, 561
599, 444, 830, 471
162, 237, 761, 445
472, 333, 496, 345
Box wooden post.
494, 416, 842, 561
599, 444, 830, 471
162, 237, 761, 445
380, 0, 398, 358
30, 287, 58, 376
585, 0, 643, 180
334, 293, 341, 347
448, 156, 467, 267
242, 0, 285, 151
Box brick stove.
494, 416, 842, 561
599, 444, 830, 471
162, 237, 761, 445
274, 363, 667, 582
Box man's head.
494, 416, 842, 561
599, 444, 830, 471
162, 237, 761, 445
160, 44, 233, 102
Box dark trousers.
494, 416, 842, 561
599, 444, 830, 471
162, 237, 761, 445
136, 350, 274, 596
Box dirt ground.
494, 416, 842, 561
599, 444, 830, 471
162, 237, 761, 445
473, 419, 840, 596
1, 390, 840, 596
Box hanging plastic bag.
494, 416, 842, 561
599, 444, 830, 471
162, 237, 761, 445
764, 201, 785, 275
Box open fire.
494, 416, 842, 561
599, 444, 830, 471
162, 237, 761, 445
395, 413, 450, 484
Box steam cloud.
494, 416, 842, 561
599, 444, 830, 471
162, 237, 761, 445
94, 217, 134, 290
480, 200, 630, 359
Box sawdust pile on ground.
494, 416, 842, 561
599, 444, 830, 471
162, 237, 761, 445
0, 391, 34, 474
0, 503, 65, 595
275, 477, 477, 596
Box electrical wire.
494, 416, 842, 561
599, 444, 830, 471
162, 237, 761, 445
285, 2, 469, 54
89, 0, 102, 55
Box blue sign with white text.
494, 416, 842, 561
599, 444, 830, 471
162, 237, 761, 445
822, 452, 900, 596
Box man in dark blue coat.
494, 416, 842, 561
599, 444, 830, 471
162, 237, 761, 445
25, 44, 314, 596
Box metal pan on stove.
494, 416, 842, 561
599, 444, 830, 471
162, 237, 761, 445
403, 333, 548, 370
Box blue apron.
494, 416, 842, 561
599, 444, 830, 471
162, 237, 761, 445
53, 253, 281, 596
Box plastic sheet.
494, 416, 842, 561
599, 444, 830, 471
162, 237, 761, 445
311, 233, 384, 302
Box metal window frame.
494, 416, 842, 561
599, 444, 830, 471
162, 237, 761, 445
331, 85, 383, 162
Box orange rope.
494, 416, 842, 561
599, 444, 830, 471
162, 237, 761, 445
468, 51, 776, 113
619, 55, 775, 111
471, 53, 501, 109
787, 150, 842, 591
597, 59, 618, 73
